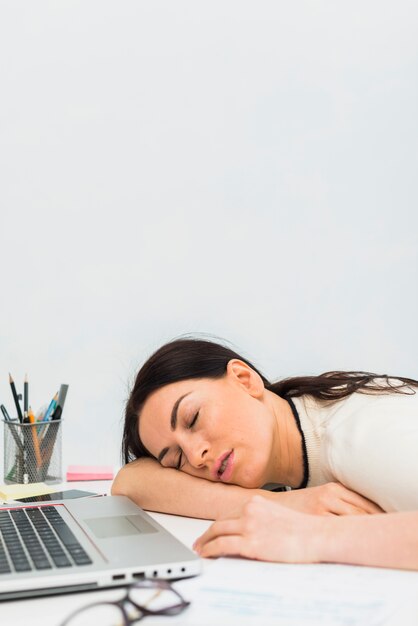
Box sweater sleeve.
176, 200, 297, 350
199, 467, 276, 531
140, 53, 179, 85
326, 391, 418, 512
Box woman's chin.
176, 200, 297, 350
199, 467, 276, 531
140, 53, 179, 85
235, 475, 264, 489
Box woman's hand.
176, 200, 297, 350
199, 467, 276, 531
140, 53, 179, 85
273, 482, 383, 516
194, 496, 324, 562
194, 496, 418, 571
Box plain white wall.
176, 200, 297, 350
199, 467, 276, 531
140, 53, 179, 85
1, 1, 417, 476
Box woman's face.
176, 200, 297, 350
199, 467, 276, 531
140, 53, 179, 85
138, 360, 278, 488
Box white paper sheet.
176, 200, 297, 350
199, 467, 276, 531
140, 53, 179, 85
169, 558, 418, 626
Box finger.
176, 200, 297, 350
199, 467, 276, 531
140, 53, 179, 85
348, 497, 383, 514
328, 501, 371, 516
199, 535, 247, 559
193, 519, 242, 552
338, 488, 384, 514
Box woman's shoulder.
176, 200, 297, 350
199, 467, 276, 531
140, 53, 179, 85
294, 378, 418, 428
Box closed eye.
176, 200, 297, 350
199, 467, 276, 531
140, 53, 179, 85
174, 412, 199, 469
188, 411, 199, 429
175, 448, 184, 470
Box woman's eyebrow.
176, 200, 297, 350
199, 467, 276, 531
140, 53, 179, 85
157, 392, 191, 464
170, 392, 191, 430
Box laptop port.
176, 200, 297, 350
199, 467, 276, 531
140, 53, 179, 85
132, 572, 145, 579
112, 574, 126, 581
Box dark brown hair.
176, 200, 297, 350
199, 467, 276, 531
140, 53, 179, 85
122, 337, 417, 464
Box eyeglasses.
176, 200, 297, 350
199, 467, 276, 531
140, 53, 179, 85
59, 579, 190, 626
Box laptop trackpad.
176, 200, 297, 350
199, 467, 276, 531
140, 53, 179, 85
85, 515, 157, 539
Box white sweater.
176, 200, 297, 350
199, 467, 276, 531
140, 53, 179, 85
292, 384, 418, 512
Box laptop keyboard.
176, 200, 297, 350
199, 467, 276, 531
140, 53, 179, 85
0, 506, 92, 574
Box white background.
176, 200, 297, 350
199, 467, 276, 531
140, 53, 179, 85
1, 1, 417, 474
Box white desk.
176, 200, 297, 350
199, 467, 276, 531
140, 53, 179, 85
1, 481, 418, 626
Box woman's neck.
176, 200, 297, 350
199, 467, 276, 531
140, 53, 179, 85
266, 390, 305, 488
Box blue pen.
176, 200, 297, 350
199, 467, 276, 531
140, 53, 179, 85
42, 392, 59, 422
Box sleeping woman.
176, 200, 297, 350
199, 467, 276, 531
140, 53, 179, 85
112, 337, 418, 570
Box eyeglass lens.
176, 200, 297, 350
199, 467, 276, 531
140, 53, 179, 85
62, 582, 189, 626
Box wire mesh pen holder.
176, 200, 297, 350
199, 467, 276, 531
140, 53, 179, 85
3, 420, 63, 485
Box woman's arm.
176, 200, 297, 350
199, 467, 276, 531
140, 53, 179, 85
321, 509, 418, 569
194, 496, 418, 570
111, 458, 263, 519
111, 459, 382, 520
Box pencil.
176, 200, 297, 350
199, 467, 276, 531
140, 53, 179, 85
42, 392, 59, 422
9, 373, 23, 423
28, 407, 42, 468
24, 374, 29, 415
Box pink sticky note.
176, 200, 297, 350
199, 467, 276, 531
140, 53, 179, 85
66, 465, 114, 481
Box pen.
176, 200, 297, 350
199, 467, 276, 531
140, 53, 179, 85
1, 404, 12, 422
40, 385, 68, 477
9, 373, 23, 423
2, 409, 24, 453
40, 404, 62, 477
51, 405, 62, 421
24, 374, 29, 415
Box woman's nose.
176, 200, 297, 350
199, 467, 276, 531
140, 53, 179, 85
185, 439, 209, 468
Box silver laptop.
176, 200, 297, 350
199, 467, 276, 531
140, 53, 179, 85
0, 495, 201, 600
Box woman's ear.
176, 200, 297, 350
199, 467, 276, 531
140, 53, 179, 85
226, 359, 265, 398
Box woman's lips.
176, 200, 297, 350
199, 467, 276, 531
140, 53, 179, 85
213, 450, 234, 482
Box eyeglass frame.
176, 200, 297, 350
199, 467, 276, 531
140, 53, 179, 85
59, 578, 191, 626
